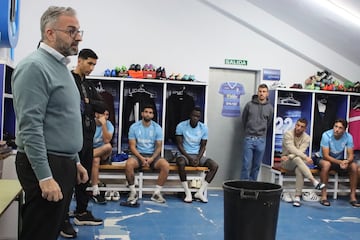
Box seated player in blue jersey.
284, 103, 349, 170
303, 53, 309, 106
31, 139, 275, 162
175, 106, 219, 203
91, 109, 114, 204
316, 119, 360, 207
125, 104, 169, 205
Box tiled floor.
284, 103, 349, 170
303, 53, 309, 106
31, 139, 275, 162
59, 190, 360, 240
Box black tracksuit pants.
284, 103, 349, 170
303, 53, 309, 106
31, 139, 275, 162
74, 135, 94, 213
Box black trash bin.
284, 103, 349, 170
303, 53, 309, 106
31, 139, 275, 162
223, 180, 282, 240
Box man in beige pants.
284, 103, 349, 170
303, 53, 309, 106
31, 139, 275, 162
281, 118, 325, 207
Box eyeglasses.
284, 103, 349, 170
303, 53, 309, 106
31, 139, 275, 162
53, 28, 84, 38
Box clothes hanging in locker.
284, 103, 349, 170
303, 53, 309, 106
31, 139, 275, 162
100, 91, 116, 126
349, 98, 360, 150
312, 95, 338, 151
122, 91, 158, 136
165, 91, 195, 143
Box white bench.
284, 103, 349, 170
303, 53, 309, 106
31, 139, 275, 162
89, 164, 209, 199
270, 165, 353, 199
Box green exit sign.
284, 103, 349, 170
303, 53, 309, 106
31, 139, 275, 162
225, 59, 248, 66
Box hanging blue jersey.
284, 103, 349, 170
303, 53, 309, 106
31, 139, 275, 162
128, 120, 163, 154
319, 129, 354, 159
218, 82, 245, 117
176, 119, 208, 154
93, 120, 115, 148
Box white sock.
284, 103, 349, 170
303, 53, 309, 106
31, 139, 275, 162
181, 181, 191, 196
313, 180, 319, 187
154, 185, 162, 195
92, 185, 100, 195
199, 181, 208, 194
129, 185, 136, 193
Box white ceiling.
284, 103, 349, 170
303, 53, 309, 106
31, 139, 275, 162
247, 0, 360, 66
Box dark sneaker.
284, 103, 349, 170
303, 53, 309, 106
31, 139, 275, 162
91, 194, 106, 204
68, 211, 78, 218
60, 219, 77, 238
73, 211, 103, 226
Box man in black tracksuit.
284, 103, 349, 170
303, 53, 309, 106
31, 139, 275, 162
61, 49, 107, 238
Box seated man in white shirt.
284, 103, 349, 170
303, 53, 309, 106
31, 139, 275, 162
281, 118, 325, 207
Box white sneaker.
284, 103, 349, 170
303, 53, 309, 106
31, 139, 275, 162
270, 82, 286, 89
281, 192, 292, 203
302, 191, 320, 202
104, 191, 113, 201
184, 192, 192, 203
112, 191, 120, 201
151, 192, 166, 203
190, 179, 197, 188
293, 196, 301, 207
127, 191, 138, 204
194, 191, 208, 203
196, 179, 202, 189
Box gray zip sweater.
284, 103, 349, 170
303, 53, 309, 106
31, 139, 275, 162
12, 48, 82, 180
242, 94, 274, 137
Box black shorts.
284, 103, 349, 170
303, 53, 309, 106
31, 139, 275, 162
131, 154, 161, 170
315, 158, 349, 175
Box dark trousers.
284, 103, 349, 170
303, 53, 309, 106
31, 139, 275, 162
15, 152, 76, 240
75, 137, 93, 213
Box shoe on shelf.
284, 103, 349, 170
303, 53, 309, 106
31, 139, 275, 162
151, 192, 166, 203
60, 219, 77, 238
104, 69, 111, 77
142, 64, 149, 71
129, 64, 136, 70
127, 191, 138, 204
135, 64, 141, 71
160, 67, 167, 79
281, 192, 293, 203
292, 196, 301, 207
156, 67, 162, 79
121, 65, 127, 73
194, 191, 208, 203
104, 191, 113, 201
91, 194, 106, 204
270, 82, 286, 89
290, 83, 303, 89
302, 191, 320, 202
188, 74, 196, 81
181, 74, 189, 81
112, 191, 120, 201
148, 64, 155, 71
315, 182, 325, 190
168, 73, 176, 80
73, 211, 103, 226
175, 73, 182, 80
